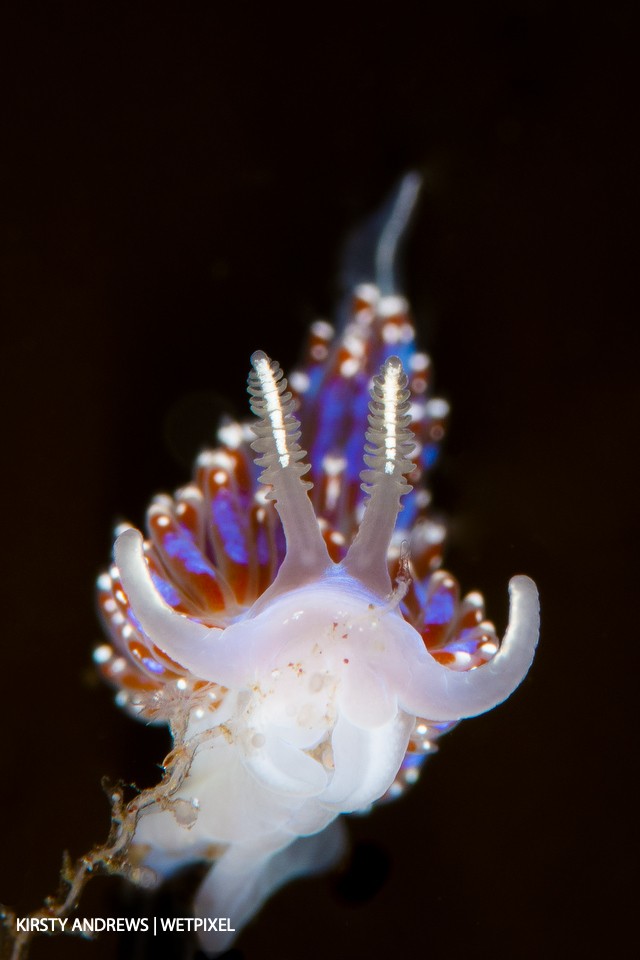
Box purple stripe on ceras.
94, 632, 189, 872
445, 626, 490, 656
160, 530, 217, 577
149, 570, 183, 609
210, 489, 249, 566
423, 583, 457, 627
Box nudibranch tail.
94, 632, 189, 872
373, 172, 423, 296
340, 170, 423, 297
344, 355, 415, 596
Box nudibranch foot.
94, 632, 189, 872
193, 820, 347, 955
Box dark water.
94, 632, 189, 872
1, 5, 636, 958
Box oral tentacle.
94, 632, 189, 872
114, 527, 223, 680
400, 575, 540, 720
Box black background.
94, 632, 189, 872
0, 3, 637, 959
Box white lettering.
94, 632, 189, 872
15, 918, 70, 933
15, 915, 230, 936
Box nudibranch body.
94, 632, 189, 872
96, 176, 539, 954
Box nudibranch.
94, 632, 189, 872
95, 174, 539, 955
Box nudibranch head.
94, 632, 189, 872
111, 349, 537, 727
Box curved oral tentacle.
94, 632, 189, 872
114, 527, 224, 679
401, 575, 540, 721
